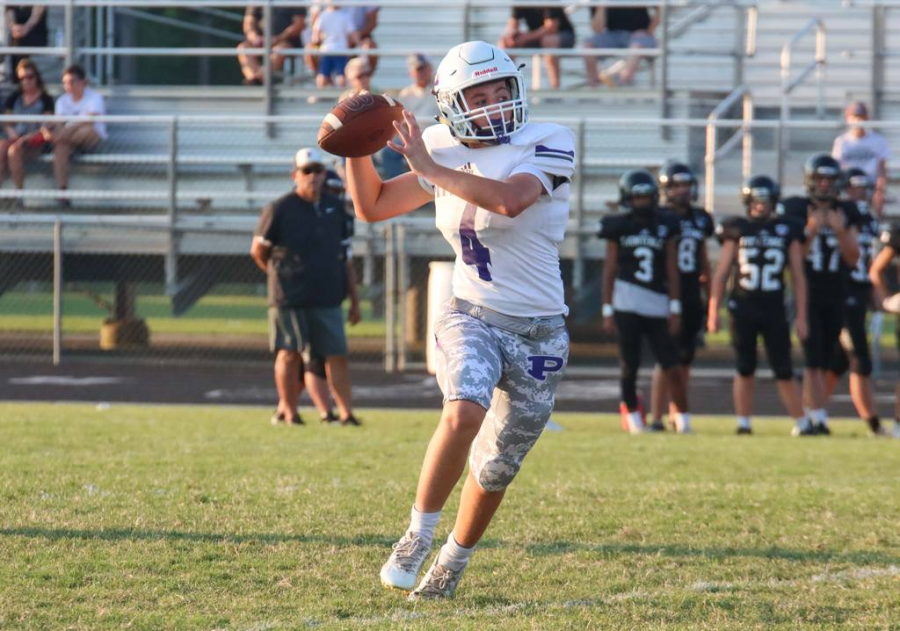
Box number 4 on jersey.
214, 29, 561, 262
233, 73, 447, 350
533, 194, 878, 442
460, 203, 492, 281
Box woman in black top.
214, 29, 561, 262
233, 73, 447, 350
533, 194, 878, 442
583, 6, 659, 88
6, 5, 49, 73
1, 59, 54, 195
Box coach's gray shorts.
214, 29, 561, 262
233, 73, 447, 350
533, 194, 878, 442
268, 306, 347, 357
434, 297, 569, 492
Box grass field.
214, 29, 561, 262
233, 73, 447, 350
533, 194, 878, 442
2, 404, 900, 630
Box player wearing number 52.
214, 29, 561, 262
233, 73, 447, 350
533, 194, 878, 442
345, 41, 575, 600
782, 154, 861, 436
708, 176, 810, 436
598, 170, 692, 435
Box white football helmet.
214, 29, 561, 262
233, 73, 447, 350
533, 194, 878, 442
432, 41, 528, 144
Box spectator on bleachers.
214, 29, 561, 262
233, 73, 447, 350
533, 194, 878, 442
5, 5, 48, 82
832, 101, 890, 217
41, 64, 106, 208
499, 6, 575, 91
311, 3, 357, 89
342, 5, 380, 73
338, 58, 374, 102
1, 59, 53, 200
583, 5, 659, 88
237, 4, 306, 85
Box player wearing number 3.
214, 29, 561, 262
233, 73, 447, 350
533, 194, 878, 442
709, 176, 810, 435
345, 41, 575, 600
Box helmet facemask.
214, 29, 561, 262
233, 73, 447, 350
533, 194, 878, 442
435, 75, 528, 145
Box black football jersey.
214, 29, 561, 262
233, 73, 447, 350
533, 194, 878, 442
845, 202, 879, 287
598, 212, 680, 295
716, 216, 805, 302
782, 196, 862, 296
879, 223, 900, 252
662, 206, 714, 303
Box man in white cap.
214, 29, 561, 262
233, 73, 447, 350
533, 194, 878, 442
832, 101, 890, 216
251, 148, 361, 427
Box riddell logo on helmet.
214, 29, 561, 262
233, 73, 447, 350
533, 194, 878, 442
474, 67, 498, 77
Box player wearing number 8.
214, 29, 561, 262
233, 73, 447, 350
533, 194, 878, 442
708, 176, 811, 435
783, 154, 861, 435
345, 41, 575, 600
598, 169, 691, 434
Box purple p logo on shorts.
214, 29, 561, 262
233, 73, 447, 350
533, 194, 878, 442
526, 355, 564, 381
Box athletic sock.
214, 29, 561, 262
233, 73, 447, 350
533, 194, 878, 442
408, 505, 441, 544
675, 412, 691, 433
737, 416, 751, 430
794, 416, 809, 430
628, 411, 644, 431
437, 532, 475, 571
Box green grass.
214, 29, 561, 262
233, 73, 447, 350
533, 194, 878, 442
0, 292, 385, 338
2, 404, 900, 630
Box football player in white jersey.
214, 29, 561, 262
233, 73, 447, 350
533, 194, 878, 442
345, 41, 576, 600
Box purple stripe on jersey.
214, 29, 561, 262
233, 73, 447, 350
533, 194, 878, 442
535, 144, 575, 157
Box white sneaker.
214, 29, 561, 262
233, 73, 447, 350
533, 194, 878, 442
893, 421, 900, 440
408, 556, 466, 601
380, 531, 432, 591
675, 416, 692, 434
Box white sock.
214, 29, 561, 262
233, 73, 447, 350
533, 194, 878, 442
675, 412, 691, 433
437, 532, 474, 571
794, 416, 809, 429
737, 416, 751, 429
812, 409, 828, 426
408, 505, 441, 544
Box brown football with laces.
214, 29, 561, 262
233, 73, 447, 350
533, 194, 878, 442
317, 93, 405, 158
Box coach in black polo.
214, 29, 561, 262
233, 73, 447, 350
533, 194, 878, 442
251, 148, 361, 427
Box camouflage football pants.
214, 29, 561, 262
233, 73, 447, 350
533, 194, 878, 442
434, 300, 569, 492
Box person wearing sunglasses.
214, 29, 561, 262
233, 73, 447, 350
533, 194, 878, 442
251, 148, 362, 428
0, 58, 54, 202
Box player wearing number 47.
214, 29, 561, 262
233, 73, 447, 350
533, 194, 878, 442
344, 41, 575, 600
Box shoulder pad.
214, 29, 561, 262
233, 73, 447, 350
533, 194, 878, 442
598, 213, 628, 240
715, 217, 744, 243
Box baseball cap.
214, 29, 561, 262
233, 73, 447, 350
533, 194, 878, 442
406, 53, 431, 70
844, 100, 869, 118
295, 147, 325, 169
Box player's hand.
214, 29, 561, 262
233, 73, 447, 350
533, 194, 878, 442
388, 110, 437, 179
348, 301, 361, 326
824, 208, 845, 232
667, 314, 681, 337
806, 210, 823, 235
795, 317, 808, 341
602, 315, 616, 336
707, 311, 719, 334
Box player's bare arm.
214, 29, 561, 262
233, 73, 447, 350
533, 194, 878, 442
870, 245, 896, 306
249, 238, 271, 273
708, 239, 736, 334
388, 110, 543, 217
602, 241, 618, 335
788, 240, 808, 340
665, 239, 682, 336
345, 157, 432, 223
831, 216, 860, 267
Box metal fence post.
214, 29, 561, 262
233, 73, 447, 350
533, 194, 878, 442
572, 118, 586, 291
871, 5, 884, 120
704, 119, 717, 214
384, 222, 396, 373
263, 0, 274, 138
65, 0, 75, 66
165, 118, 178, 292
53, 219, 63, 366
397, 223, 408, 373
462, 0, 471, 44
815, 22, 826, 120
659, 0, 669, 126
742, 91, 754, 180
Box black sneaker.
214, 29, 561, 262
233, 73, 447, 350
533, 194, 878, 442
813, 422, 830, 436
865, 417, 884, 437
286, 413, 305, 426
320, 409, 339, 424
736, 426, 753, 435
646, 419, 666, 432
341, 414, 362, 427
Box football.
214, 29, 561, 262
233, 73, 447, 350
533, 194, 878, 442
317, 93, 405, 158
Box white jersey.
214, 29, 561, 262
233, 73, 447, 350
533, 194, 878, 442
420, 122, 576, 317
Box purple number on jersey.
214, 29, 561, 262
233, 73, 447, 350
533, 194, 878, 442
460, 203, 492, 281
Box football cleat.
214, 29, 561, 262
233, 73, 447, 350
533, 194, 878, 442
380, 531, 433, 592
408, 556, 466, 601
813, 422, 831, 436
893, 421, 900, 439
736, 426, 753, 435
646, 419, 667, 432
791, 419, 817, 437
865, 417, 885, 437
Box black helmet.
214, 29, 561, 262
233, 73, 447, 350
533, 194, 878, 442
803, 153, 843, 201
844, 166, 873, 191
658, 161, 698, 205
741, 175, 780, 220
619, 169, 659, 215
